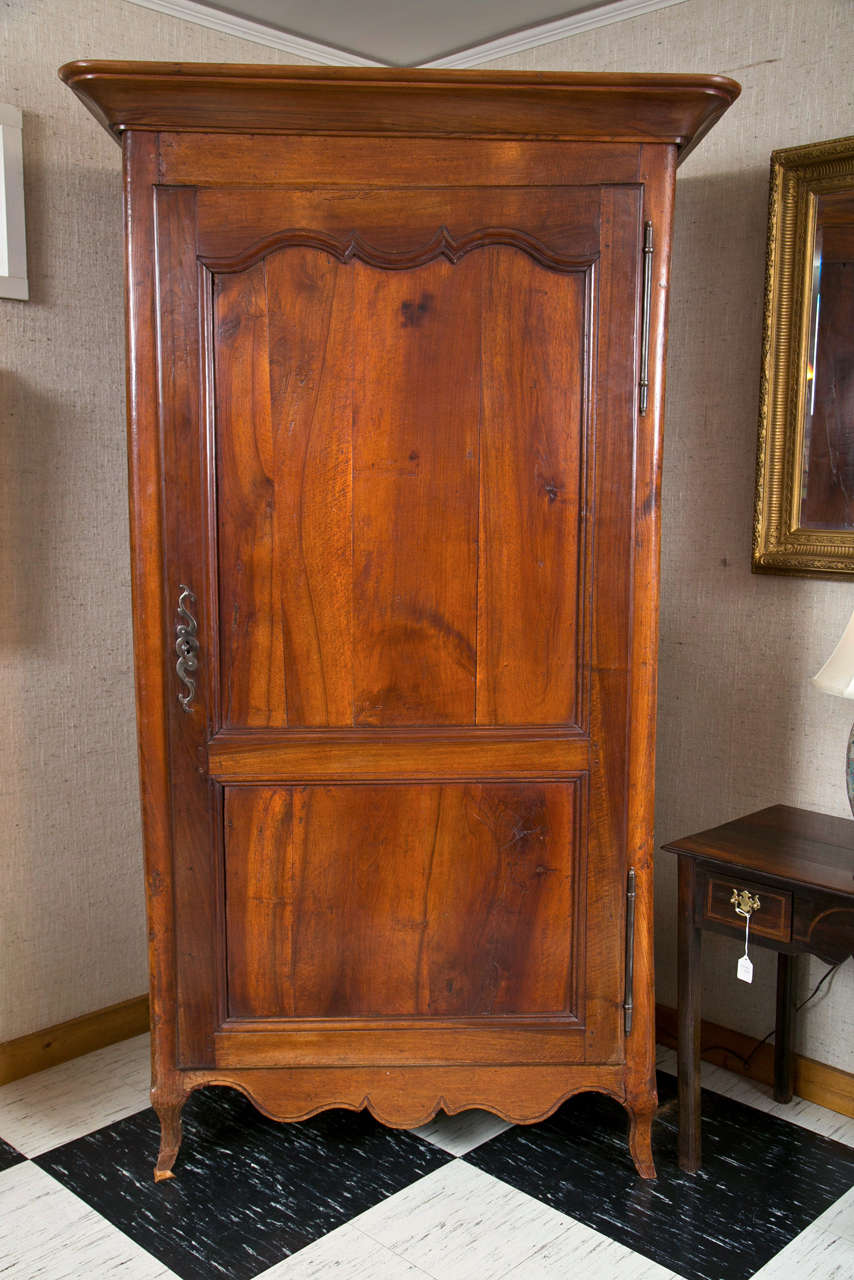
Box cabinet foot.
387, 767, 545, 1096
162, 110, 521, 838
152, 1095, 185, 1182
627, 1102, 657, 1179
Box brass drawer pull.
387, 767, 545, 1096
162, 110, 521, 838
731, 888, 760, 918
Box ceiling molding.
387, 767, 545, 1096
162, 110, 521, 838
125, 0, 386, 66
423, 0, 689, 67
125, 0, 689, 68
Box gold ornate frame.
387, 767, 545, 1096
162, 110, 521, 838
753, 135, 854, 577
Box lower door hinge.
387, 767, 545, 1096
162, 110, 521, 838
624, 867, 637, 1035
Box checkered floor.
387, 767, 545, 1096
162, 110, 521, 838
1, 1036, 853, 1279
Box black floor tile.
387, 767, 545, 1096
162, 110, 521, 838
0, 1135, 25, 1174
464, 1071, 854, 1280
36, 1086, 452, 1280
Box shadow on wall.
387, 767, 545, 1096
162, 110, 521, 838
0, 173, 141, 1035
0, 134, 127, 656
20, 106, 125, 307
656, 161, 782, 828
0, 371, 65, 654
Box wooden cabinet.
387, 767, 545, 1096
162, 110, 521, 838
61, 62, 738, 1180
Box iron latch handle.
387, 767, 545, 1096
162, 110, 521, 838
175, 584, 199, 713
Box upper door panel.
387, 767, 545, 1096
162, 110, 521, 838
209, 186, 599, 730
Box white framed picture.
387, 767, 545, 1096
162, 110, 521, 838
0, 104, 28, 300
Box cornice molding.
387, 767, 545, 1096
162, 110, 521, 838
59, 62, 739, 158
125, 0, 690, 69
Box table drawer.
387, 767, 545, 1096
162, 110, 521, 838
702, 874, 792, 942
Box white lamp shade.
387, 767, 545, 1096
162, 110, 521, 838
812, 609, 854, 699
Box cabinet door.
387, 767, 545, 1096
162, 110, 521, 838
154, 178, 642, 1071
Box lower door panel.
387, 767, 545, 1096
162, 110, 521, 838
221, 780, 586, 1066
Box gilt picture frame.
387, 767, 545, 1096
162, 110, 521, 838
753, 135, 854, 577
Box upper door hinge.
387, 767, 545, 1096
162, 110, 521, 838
639, 221, 654, 415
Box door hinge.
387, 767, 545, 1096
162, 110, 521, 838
624, 867, 637, 1035
639, 221, 654, 415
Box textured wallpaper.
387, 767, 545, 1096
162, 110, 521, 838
1, 0, 852, 1075
0, 0, 311, 1043
487, 0, 854, 1073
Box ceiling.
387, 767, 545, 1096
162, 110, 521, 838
188, 0, 625, 66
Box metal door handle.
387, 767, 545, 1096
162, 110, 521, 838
175, 585, 199, 712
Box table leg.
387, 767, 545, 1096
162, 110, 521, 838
678, 855, 703, 1173
774, 951, 796, 1104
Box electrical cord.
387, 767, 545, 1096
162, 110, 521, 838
701, 960, 842, 1070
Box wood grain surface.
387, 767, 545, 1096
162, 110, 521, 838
213, 230, 590, 730
224, 782, 580, 1021
59, 63, 739, 163
66, 63, 738, 1179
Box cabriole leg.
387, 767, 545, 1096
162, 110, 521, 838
627, 1100, 657, 1179
152, 1091, 185, 1182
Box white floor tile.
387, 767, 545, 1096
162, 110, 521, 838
803, 1185, 854, 1247
256, 1222, 434, 1278
353, 1160, 571, 1280
750, 1222, 854, 1279
0, 1161, 177, 1279
0, 1034, 151, 1157
502, 1216, 678, 1279
657, 1046, 854, 1147
413, 1108, 511, 1156
764, 1094, 854, 1147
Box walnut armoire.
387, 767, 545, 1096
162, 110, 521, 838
60, 62, 738, 1180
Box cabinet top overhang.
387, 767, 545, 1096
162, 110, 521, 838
59, 62, 739, 165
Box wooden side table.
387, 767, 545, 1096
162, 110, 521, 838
662, 805, 854, 1172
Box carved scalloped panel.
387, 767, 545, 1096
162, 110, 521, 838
185, 1065, 628, 1131
195, 184, 602, 264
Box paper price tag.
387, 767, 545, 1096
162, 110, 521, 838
736, 909, 754, 982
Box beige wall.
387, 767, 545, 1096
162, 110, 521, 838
488, 0, 854, 1072
1, 0, 852, 1075
0, 0, 311, 1042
